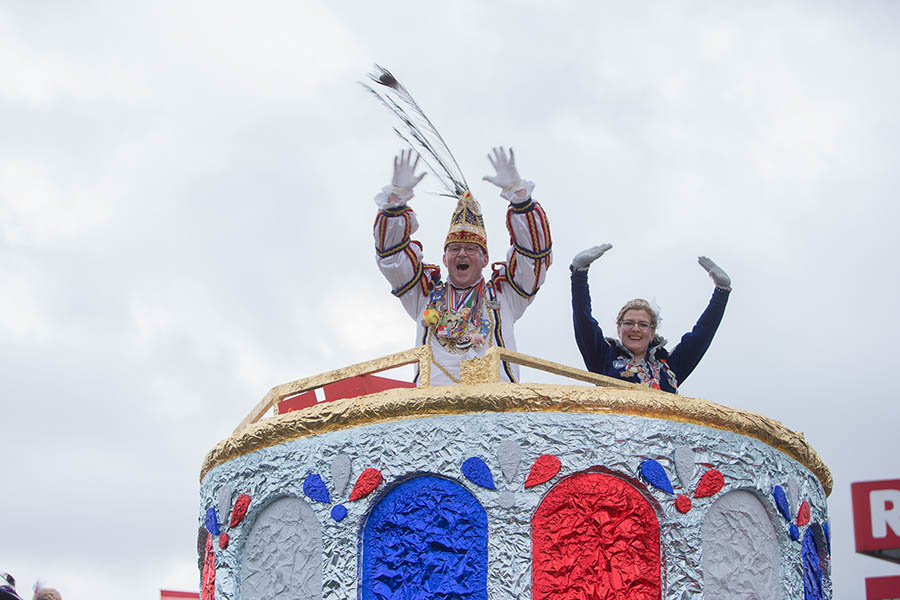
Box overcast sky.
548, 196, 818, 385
2, 2, 899, 599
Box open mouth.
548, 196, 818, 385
456, 260, 470, 271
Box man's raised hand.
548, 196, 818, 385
482, 146, 522, 190
391, 149, 426, 196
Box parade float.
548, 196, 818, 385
196, 65, 832, 599
197, 346, 832, 599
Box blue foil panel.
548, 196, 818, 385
802, 528, 824, 600
823, 521, 831, 554
361, 474, 488, 600
461, 457, 496, 490
789, 524, 800, 541
303, 473, 330, 503
204, 507, 219, 535
640, 459, 674, 494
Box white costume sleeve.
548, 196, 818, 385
493, 196, 552, 319
373, 204, 431, 320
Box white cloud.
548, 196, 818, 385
2, 3, 899, 599
0, 159, 121, 246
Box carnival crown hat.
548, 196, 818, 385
444, 191, 487, 253
363, 66, 487, 252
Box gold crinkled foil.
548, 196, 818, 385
200, 383, 832, 496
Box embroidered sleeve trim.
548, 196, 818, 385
509, 198, 535, 213
391, 261, 424, 297
505, 272, 539, 299
513, 242, 552, 260
382, 205, 411, 217
376, 238, 410, 258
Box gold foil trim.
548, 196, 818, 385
200, 382, 832, 496
459, 354, 498, 384
234, 346, 432, 433
234, 346, 631, 435
486, 347, 642, 388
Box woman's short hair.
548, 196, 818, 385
616, 298, 660, 329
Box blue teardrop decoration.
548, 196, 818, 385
773, 485, 791, 521
461, 457, 496, 490
331, 504, 348, 522
789, 523, 800, 541
205, 507, 219, 535
303, 473, 331, 503
639, 459, 674, 494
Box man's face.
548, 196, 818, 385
443, 242, 488, 288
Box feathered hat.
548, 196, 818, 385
363, 65, 487, 253
444, 191, 487, 253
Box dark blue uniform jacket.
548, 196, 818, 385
571, 268, 729, 393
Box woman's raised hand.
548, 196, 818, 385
698, 256, 731, 290
571, 244, 613, 271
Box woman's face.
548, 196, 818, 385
617, 308, 655, 358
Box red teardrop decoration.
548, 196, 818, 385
694, 469, 724, 498
797, 500, 811, 526
525, 454, 561, 488
349, 468, 383, 501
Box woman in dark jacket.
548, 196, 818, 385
570, 244, 730, 393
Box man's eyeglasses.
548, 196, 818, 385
446, 245, 483, 256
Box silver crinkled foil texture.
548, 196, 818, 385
199, 411, 830, 600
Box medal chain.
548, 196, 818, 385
443, 280, 484, 336
426, 293, 497, 384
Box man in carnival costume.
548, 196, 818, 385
373, 147, 551, 385
364, 67, 552, 385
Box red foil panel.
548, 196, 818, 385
201, 533, 216, 600
532, 472, 661, 600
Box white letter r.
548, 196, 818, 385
870, 489, 900, 538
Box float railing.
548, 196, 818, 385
234, 346, 638, 434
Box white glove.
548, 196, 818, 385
482, 146, 533, 201
698, 256, 731, 290
374, 149, 426, 209
391, 149, 426, 195
483, 146, 521, 188
571, 244, 613, 271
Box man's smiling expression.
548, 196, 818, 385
443, 242, 489, 288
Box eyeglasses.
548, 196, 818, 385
446, 245, 483, 256
620, 320, 653, 331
